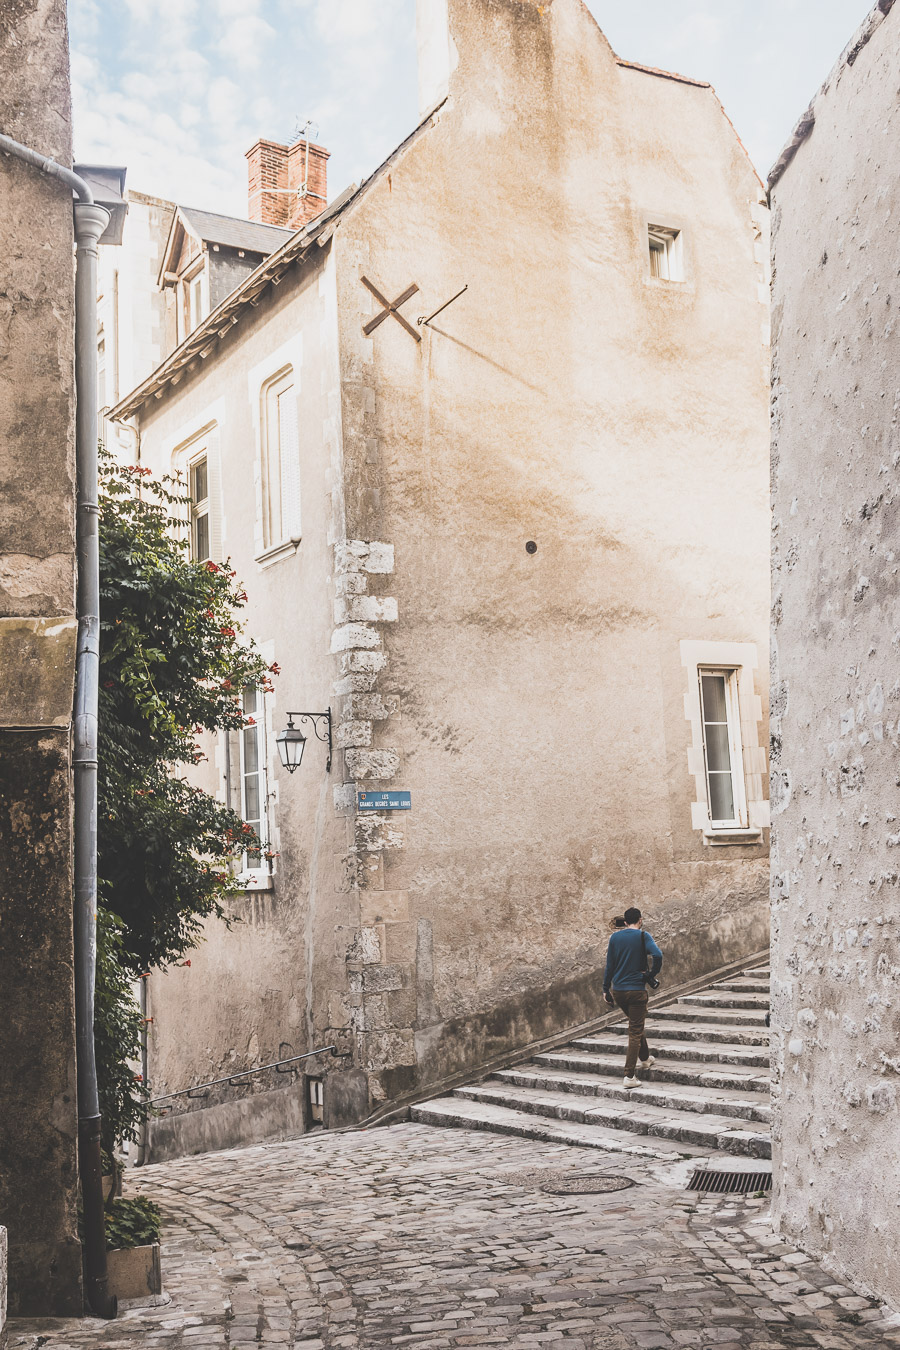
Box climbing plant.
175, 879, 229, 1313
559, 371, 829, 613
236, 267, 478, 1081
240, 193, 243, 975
95, 453, 276, 1148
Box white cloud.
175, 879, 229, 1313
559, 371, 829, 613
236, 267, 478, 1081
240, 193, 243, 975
69, 0, 416, 214
216, 12, 277, 69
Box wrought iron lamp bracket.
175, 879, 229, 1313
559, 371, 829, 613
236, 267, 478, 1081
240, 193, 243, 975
286, 708, 332, 772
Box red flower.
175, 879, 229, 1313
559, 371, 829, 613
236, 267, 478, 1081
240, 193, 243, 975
268, 662, 281, 675
103, 680, 115, 688
205, 560, 220, 573
219, 626, 236, 638
133, 1073, 143, 1082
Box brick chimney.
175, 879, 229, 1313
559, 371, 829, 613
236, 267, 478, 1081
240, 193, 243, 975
245, 136, 330, 231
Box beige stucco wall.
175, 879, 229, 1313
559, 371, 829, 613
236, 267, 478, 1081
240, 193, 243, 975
769, 0, 900, 1312
329, 0, 771, 1100
97, 190, 174, 432
132, 0, 771, 1144
134, 248, 367, 1138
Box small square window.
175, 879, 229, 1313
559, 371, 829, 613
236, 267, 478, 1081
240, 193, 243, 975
648, 225, 683, 282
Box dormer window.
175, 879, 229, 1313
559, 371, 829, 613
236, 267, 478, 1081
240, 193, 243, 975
158, 205, 293, 357
178, 264, 207, 343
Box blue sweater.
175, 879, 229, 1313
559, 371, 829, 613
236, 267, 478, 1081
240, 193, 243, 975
603, 928, 663, 993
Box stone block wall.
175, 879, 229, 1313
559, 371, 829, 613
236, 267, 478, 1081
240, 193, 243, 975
769, 0, 900, 1312
0, 0, 83, 1316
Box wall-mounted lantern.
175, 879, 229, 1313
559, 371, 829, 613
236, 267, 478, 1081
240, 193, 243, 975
276, 709, 332, 774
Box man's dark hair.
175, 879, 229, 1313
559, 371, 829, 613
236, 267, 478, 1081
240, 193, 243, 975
623, 907, 642, 925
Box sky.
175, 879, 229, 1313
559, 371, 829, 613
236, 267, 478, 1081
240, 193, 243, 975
69, 0, 877, 219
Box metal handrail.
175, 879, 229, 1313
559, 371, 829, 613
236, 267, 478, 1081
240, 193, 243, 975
150, 1046, 336, 1105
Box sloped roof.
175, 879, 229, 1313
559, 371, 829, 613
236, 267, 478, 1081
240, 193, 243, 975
615, 58, 709, 89
178, 206, 293, 254
111, 103, 447, 421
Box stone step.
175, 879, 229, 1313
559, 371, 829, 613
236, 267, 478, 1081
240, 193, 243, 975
409, 1095, 719, 1159
412, 960, 774, 1163
537, 1048, 770, 1093
490, 1066, 771, 1123
680, 991, 770, 1010
653, 1004, 769, 1026
439, 1084, 770, 1158
572, 1033, 770, 1068
711, 979, 770, 994
604, 1019, 769, 1047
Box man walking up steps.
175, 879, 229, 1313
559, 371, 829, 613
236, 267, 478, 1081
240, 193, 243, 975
602, 907, 663, 1088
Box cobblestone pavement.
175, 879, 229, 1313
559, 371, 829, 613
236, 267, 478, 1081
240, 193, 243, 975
9, 1123, 900, 1350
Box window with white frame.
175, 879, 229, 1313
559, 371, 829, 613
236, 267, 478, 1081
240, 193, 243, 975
698, 668, 747, 828
240, 683, 267, 874
261, 369, 301, 551
648, 225, 683, 281
189, 455, 210, 562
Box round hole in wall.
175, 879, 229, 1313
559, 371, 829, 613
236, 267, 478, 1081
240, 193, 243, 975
525, 540, 538, 555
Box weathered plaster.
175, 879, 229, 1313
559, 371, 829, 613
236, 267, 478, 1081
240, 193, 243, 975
330, 0, 770, 1106
0, 0, 82, 1315
130, 0, 770, 1147
0, 616, 77, 727
770, 0, 900, 1311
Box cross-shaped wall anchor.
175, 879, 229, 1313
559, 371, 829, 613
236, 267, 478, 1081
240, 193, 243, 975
361, 276, 422, 343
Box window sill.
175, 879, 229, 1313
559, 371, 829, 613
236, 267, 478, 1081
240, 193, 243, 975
702, 827, 763, 848
255, 537, 301, 569
237, 871, 274, 891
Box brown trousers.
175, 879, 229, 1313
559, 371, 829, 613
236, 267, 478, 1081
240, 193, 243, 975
613, 988, 650, 1076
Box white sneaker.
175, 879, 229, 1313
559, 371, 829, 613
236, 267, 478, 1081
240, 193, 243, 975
639, 1056, 656, 1070
623, 1076, 641, 1088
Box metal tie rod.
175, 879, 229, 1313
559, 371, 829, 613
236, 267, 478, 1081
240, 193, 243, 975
150, 1045, 336, 1104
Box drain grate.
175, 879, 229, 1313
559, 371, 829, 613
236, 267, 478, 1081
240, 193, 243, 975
540, 1174, 635, 1195
689, 1168, 772, 1195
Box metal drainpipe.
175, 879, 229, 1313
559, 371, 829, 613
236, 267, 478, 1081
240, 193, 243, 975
0, 132, 117, 1320
135, 976, 150, 1167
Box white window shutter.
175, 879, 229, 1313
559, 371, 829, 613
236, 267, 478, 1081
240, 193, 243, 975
278, 386, 301, 540
207, 432, 224, 562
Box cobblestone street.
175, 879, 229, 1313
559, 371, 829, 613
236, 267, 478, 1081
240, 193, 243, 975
9, 1124, 899, 1350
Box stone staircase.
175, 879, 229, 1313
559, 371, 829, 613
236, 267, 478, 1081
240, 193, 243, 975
411, 962, 771, 1162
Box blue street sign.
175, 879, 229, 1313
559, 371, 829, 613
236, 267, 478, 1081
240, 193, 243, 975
358, 790, 412, 812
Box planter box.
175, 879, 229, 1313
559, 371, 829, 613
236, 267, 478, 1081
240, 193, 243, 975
106, 1243, 161, 1300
